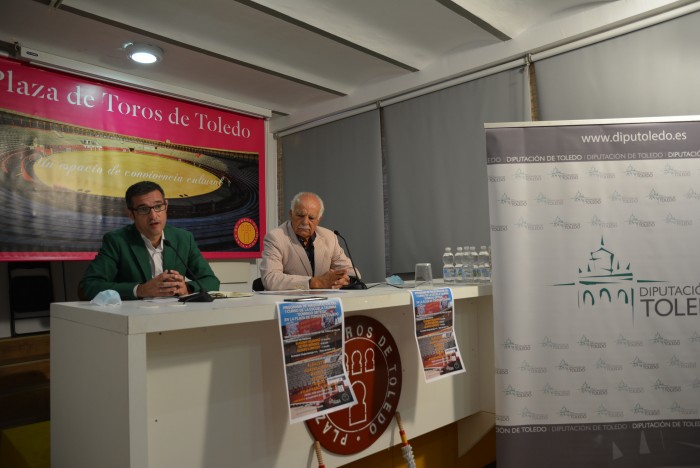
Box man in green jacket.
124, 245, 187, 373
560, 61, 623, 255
80, 181, 220, 300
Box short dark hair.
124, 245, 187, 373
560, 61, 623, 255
125, 181, 165, 209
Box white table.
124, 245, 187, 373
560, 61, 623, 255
51, 283, 494, 468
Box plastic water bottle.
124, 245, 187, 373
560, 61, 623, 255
454, 247, 465, 284
442, 247, 455, 283
478, 246, 491, 283
488, 245, 493, 281
469, 246, 479, 282
484, 246, 492, 282
462, 246, 473, 283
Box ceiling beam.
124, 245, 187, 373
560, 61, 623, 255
234, 0, 420, 72
434, 0, 512, 40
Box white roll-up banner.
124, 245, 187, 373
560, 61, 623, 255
486, 116, 700, 466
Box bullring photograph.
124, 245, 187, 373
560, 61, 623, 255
0, 56, 265, 260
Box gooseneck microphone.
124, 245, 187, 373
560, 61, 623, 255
333, 230, 367, 290
163, 239, 214, 302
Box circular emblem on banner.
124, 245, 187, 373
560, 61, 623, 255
233, 217, 258, 248
306, 315, 402, 455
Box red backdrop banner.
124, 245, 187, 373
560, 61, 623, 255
0, 57, 266, 261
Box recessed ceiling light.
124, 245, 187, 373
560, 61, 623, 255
124, 42, 163, 64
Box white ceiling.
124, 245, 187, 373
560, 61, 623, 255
0, 0, 695, 131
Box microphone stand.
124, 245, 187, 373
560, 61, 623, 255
163, 239, 214, 302
333, 230, 367, 290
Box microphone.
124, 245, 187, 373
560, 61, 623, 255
163, 239, 214, 302
333, 230, 367, 290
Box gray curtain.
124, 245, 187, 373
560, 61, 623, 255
382, 68, 528, 275
537, 10, 700, 120
280, 110, 385, 283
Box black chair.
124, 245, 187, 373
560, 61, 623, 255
8, 262, 53, 336
252, 277, 264, 291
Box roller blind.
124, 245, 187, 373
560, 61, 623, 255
382, 68, 528, 275
537, 10, 700, 120
279, 110, 385, 282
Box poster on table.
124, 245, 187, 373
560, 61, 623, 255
486, 116, 700, 467
0, 56, 265, 261
277, 298, 356, 423
410, 288, 465, 382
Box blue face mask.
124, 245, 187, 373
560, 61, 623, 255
90, 289, 122, 306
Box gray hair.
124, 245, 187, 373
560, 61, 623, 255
290, 192, 324, 218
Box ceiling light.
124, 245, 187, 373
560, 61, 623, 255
124, 43, 163, 64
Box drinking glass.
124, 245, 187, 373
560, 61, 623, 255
414, 263, 434, 289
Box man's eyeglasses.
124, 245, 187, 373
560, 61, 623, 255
131, 203, 167, 215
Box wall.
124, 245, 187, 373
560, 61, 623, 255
4, 9, 699, 337
279, 9, 700, 283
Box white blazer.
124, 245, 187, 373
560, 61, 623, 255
260, 221, 357, 290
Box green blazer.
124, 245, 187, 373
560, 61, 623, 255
80, 224, 220, 300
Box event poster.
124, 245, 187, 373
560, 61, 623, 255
410, 288, 465, 382
0, 56, 265, 260
486, 117, 700, 466
277, 298, 356, 423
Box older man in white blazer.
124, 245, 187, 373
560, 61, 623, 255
260, 192, 359, 290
